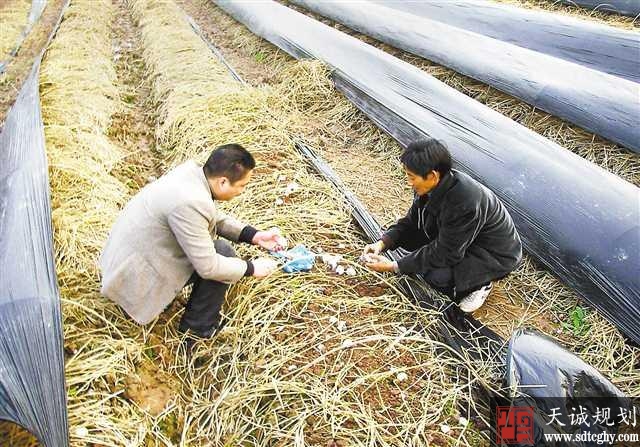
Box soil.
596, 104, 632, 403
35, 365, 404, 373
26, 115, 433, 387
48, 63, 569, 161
124, 362, 176, 416
104, 0, 172, 422
108, 0, 163, 189
2, 0, 636, 445
175, 0, 286, 87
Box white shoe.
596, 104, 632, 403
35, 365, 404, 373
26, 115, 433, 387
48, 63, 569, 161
458, 283, 492, 313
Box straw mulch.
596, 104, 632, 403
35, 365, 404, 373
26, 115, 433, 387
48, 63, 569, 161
179, 0, 640, 398
0, 0, 69, 126
0, 0, 30, 60
495, 0, 639, 29
1, 0, 636, 444
7, 0, 495, 444
40, 0, 146, 443
132, 0, 493, 444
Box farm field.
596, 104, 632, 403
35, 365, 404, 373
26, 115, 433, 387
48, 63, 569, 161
0, 0, 638, 445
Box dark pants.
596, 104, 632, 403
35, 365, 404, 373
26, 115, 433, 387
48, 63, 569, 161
178, 240, 236, 338
421, 267, 492, 301
421, 267, 455, 298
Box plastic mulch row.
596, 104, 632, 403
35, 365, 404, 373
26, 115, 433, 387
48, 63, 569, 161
291, 0, 640, 153
0, 1, 70, 446
367, 0, 640, 82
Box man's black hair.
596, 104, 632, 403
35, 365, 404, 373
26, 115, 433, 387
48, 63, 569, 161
400, 138, 452, 177
203, 143, 256, 183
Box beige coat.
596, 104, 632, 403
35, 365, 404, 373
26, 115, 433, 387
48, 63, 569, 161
100, 160, 249, 324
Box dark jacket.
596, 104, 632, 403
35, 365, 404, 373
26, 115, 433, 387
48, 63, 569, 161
381, 170, 522, 292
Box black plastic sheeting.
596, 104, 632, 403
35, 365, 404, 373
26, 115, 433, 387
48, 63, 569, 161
0, 0, 48, 74
214, 0, 640, 344
292, 1, 639, 154
0, 4, 69, 446
291, 0, 640, 153
556, 0, 640, 17
365, 0, 640, 83
500, 329, 634, 446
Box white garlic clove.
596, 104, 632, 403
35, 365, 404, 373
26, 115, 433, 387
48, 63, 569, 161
396, 372, 408, 382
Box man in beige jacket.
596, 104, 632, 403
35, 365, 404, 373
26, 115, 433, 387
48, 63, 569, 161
100, 144, 280, 339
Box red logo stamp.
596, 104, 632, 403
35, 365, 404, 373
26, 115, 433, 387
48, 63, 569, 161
496, 406, 534, 445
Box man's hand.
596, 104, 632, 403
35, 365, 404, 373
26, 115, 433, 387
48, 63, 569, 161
363, 240, 385, 256
252, 228, 287, 251
364, 254, 396, 273
251, 257, 279, 278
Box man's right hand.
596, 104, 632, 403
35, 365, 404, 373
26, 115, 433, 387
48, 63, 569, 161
252, 257, 279, 278
363, 240, 385, 257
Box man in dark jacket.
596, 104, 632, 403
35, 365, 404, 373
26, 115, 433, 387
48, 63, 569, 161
363, 139, 522, 312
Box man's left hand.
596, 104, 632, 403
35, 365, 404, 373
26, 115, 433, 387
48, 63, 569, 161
252, 228, 287, 251
364, 254, 396, 273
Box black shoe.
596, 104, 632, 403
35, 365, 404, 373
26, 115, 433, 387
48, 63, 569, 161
179, 317, 227, 339
182, 334, 200, 359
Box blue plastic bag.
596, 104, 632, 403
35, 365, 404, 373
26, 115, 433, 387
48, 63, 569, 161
272, 244, 315, 273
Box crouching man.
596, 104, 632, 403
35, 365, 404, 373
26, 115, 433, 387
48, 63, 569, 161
363, 139, 522, 313
100, 144, 279, 338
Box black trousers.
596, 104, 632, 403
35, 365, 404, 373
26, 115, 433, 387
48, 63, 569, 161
421, 267, 456, 298
421, 267, 493, 301
178, 240, 236, 338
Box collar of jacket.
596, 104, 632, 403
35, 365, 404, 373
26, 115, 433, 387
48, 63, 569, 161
198, 164, 217, 200
419, 170, 455, 209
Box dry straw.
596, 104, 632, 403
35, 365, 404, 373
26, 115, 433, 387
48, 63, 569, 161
495, 0, 639, 29
199, 0, 640, 398
3, 0, 633, 443
0, 0, 31, 60
39, 0, 149, 444
128, 0, 494, 444
1, 0, 498, 443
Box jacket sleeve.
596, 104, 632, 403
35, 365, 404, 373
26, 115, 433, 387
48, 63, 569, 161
396, 204, 484, 274
381, 198, 420, 250
215, 210, 247, 242
168, 204, 248, 283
